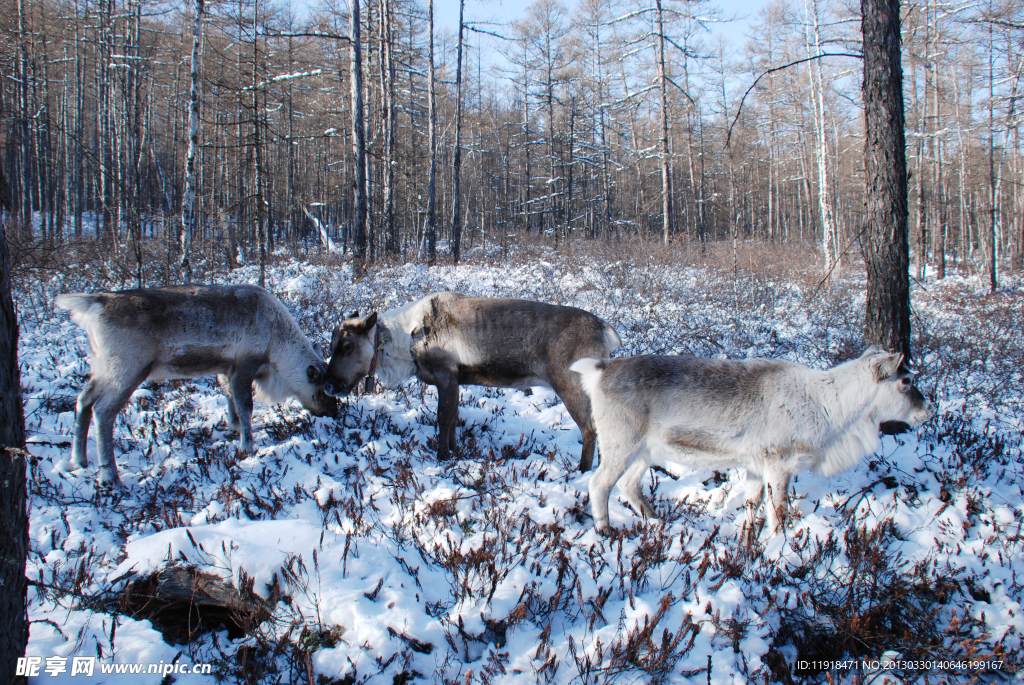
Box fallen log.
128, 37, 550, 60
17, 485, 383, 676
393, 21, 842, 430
121, 566, 275, 643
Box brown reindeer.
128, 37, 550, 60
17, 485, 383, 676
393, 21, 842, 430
56, 285, 335, 487
323, 292, 621, 470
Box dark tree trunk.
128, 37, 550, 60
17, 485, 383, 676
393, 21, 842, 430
350, 0, 368, 279
861, 0, 912, 360
253, 1, 267, 288
0, 168, 28, 684
425, 0, 437, 264
450, 0, 465, 265
380, 0, 397, 257
655, 0, 674, 245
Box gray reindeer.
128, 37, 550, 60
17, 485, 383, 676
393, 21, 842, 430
57, 285, 335, 487
323, 292, 621, 470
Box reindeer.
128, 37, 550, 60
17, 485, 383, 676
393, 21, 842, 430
323, 292, 621, 470
56, 285, 335, 487
571, 347, 932, 535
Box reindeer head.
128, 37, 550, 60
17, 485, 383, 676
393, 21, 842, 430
323, 311, 378, 397
860, 345, 933, 429
298, 358, 336, 416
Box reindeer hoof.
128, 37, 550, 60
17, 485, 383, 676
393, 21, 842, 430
95, 470, 124, 491
639, 498, 656, 519
59, 455, 88, 472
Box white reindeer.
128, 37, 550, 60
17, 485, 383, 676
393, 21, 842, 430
571, 347, 932, 535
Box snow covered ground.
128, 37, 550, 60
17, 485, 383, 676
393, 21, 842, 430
15, 248, 1024, 683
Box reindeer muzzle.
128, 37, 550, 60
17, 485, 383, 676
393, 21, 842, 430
323, 381, 351, 398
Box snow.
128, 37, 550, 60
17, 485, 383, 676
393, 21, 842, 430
16, 251, 1024, 683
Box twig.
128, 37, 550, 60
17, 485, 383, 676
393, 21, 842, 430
726, 53, 862, 147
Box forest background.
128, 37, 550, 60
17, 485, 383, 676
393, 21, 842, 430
1, 0, 1022, 284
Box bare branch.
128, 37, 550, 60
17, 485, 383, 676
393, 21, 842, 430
726, 53, 862, 148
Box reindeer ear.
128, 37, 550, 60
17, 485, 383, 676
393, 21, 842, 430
872, 352, 904, 381
360, 312, 378, 332
861, 344, 886, 358
330, 327, 343, 355
348, 310, 360, 319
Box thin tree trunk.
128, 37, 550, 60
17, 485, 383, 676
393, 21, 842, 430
381, 0, 397, 257
450, 0, 465, 264
17, 0, 33, 237
913, 53, 927, 281
426, 0, 437, 263
931, 34, 946, 279
655, 0, 674, 244
805, 0, 836, 273
351, 0, 368, 279
252, 0, 266, 287
987, 10, 998, 292
73, 0, 84, 239
180, 0, 204, 284
595, 26, 612, 240
954, 66, 969, 273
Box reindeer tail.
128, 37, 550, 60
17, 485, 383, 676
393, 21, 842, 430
570, 357, 606, 401
601, 323, 622, 353
55, 293, 105, 329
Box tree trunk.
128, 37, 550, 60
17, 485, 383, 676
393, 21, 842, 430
655, 0, 674, 244
17, 0, 33, 238
450, 0, 465, 264
350, 0, 368, 279
252, 2, 266, 288
381, 0, 397, 257
0, 168, 28, 685
861, 0, 912, 360
181, 0, 204, 284
73, 1, 84, 239
425, 0, 437, 264
987, 12, 998, 292
806, 0, 836, 272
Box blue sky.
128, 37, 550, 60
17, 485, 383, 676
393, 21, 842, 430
288, 0, 769, 83
428, 0, 765, 75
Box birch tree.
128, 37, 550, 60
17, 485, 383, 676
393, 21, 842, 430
180, 0, 205, 284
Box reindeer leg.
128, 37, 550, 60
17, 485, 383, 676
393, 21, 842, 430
589, 444, 642, 533
218, 373, 240, 432
435, 376, 459, 460
619, 454, 656, 519
552, 374, 597, 472
92, 371, 148, 488
743, 471, 767, 545
68, 379, 102, 470
229, 368, 256, 453
763, 468, 792, 536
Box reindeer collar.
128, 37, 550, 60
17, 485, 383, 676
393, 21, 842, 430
367, 324, 390, 378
